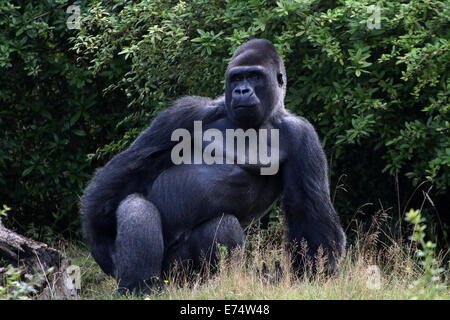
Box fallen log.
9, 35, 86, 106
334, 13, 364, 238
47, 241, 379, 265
0, 220, 77, 299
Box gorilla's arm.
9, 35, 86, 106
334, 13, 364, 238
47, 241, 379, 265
280, 114, 346, 274
81, 96, 224, 253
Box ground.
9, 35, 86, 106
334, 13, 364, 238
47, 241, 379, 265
62, 214, 450, 300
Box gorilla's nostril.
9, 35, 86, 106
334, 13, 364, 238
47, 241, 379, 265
235, 87, 251, 95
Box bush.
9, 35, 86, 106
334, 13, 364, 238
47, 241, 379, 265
0, 0, 126, 238
405, 209, 448, 299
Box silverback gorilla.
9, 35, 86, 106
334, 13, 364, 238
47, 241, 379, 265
81, 39, 346, 294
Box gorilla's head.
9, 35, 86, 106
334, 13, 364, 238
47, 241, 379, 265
225, 39, 286, 127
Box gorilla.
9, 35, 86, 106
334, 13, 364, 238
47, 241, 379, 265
81, 39, 346, 294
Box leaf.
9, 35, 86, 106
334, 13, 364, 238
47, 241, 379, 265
69, 111, 82, 127
73, 129, 86, 136
22, 167, 34, 177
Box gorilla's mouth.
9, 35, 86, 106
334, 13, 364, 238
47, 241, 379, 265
234, 104, 258, 110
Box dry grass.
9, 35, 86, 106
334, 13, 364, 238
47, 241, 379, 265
64, 210, 450, 300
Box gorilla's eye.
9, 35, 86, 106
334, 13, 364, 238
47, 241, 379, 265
231, 74, 244, 82
247, 72, 260, 80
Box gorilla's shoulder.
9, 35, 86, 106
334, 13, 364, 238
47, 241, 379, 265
155, 95, 225, 121
277, 110, 315, 134
171, 96, 214, 109
141, 96, 225, 137
170, 95, 225, 110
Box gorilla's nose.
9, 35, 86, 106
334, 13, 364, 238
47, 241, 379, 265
233, 86, 254, 101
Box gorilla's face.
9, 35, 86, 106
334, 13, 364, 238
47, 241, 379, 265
225, 40, 285, 127
225, 66, 266, 126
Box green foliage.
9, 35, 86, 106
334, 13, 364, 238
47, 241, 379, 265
218, 243, 230, 260
405, 209, 448, 299
0, 265, 47, 300
0, 0, 448, 237
0, 205, 11, 221
0, 0, 127, 238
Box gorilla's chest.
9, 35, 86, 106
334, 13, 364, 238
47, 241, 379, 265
147, 163, 282, 237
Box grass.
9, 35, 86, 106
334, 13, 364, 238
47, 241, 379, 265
60, 209, 449, 300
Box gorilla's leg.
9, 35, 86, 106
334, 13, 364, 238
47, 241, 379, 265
113, 193, 164, 294
164, 214, 245, 276
191, 214, 245, 268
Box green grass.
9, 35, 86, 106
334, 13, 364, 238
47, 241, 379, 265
60, 212, 449, 300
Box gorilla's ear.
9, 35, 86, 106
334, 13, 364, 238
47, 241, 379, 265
277, 73, 284, 87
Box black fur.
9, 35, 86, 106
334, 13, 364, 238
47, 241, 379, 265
80, 39, 346, 294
